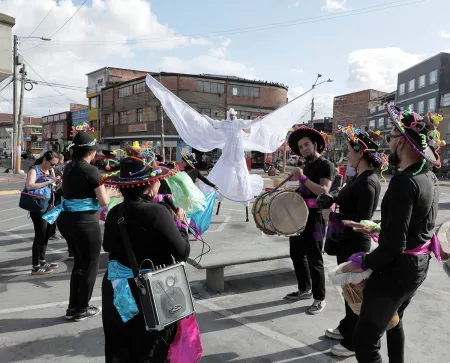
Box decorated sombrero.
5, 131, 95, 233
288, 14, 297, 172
288, 125, 327, 156
101, 141, 179, 188
181, 152, 196, 168
338, 123, 388, 171
386, 103, 445, 171
68, 123, 98, 150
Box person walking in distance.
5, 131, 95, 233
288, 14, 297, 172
284, 126, 334, 315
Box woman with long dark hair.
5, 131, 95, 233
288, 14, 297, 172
101, 145, 192, 362
321, 125, 385, 357
45, 130, 111, 321
24, 150, 60, 275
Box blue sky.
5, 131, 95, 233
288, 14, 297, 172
1, 0, 449, 119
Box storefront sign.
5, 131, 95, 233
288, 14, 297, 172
128, 124, 147, 133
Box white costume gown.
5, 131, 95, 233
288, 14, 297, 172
145, 75, 311, 203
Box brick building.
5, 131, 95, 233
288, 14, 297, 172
366, 91, 396, 152
100, 72, 288, 162
332, 89, 386, 158
41, 111, 72, 152
0, 113, 42, 157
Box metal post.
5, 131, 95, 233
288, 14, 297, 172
310, 97, 315, 128
16, 64, 26, 173
159, 73, 165, 161
282, 142, 287, 173
12, 35, 18, 171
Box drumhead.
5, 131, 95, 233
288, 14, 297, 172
268, 191, 308, 235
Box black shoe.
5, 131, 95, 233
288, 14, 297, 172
65, 308, 77, 320
40, 261, 58, 269
31, 265, 54, 275
74, 306, 102, 322
283, 289, 312, 301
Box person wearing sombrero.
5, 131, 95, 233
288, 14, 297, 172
342, 104, 443, 362
100, 144, 195, 363
43, 125, 113, 322
284, 126, 334, 315
319, 124, 384, 357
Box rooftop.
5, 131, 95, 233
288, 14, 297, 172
398, 52, 450, 75
85, 66, 148, 76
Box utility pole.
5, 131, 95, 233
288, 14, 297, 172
159, 72, 165, 161
12, 35, 18, 172
16, 63, 26, 173
310, 97, 315, 128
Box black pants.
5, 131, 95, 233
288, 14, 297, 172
30, 212, 53, 266
58, 212, 102, 311
289, 211, 326, 301
337, 235, 371, 351
353, 254, 430, 363
50, 192, 61, 237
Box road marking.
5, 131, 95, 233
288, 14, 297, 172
0, 199, 19, 205
221, 207, 246, 212
0, 296, 102, 315
6, 223, 32, 232
0, 207, 19, 213
0, 214, 27, 223
206, 216, 231, 233
0, 190, 21, 196
196, 299, 328, 357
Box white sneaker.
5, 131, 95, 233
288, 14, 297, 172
330, 343, 355, 357
308, 300, 326, 315
325, 328, 343, 340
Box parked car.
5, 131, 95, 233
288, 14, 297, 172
287, 156, 299, 166
92, 150, 119, 170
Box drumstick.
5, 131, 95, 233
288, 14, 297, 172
269, 175, 292, 195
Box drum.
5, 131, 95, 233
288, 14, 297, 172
252, 190, 309, 236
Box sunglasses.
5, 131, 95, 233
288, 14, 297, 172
386, 134, 402, 143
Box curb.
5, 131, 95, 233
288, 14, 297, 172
0, 190, 21, 196
437, 220, 450, 268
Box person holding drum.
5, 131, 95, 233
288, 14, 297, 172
284, 126, 334, 315
342, 105, 442, 363
320, 124, 385, 357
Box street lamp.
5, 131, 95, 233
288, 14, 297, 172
12, 35, 51, 173
310, 74, 333, 128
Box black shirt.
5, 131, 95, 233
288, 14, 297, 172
365, 163, 439, 271
184, 167, 216, 188
62, 159, 101, 199
299, 156, 335, 201
103, 199, 190, 268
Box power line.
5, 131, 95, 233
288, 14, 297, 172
21, 0, 58, 44
22, 0, 425, 48
23, 0, 87, 51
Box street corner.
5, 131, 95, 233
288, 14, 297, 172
437, 220, 450, 262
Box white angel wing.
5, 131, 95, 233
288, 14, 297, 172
242, 95, 310, 153
145, 75, 226, 152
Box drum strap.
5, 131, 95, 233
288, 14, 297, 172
117, 204, 140, 277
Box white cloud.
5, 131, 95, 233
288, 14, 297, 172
294, 1, 300, 7
290, 68, 304, 74
209, 39, 232, 58
322, 0, 350, 12
0, 0, 212, 115
287, 87, 334, 123
288, 87, 306, 101
347, 47, 424, 91
440, 31, 450, 39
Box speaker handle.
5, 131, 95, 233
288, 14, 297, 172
140, 258, 156, 272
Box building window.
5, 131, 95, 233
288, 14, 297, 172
419, 74, 426, 88
133, 82, 146, 94
408, 104, 414, 112
378, 117, 384, 129
56, 123, 63, 134
119, 111, 131, 124
118, 85, 133, 98
60, 113, 66, 120
369, 120, 375, 129
89, 97, 98, 109
447, 122, 450, 134
90, 120, 97, 130
105, 114, 113, 126
198, 108, 211, 117
429, 70, 438, 84
418, 101, 425, 114
48, 115, 54, 122
97, 78, 103, 84
42, 116, 47, 123
137, 108, 144, 123
399, 83, 405, 96
31, 141, 45, 149
441, 93, 450, 107
54, 114, 60, 121
196, 81, 225, 94
377, 105, 384, 111
236, 110, 252, 119
369, 107, 376, 113
408, 79, 415, 93
428, 97, 436, 112
229, 85, 260, 98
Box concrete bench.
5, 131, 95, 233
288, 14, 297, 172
187, 246, 290, 293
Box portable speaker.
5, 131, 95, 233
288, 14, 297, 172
136, 262, 195, 331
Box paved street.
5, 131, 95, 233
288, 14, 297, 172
0, 177, 450, 362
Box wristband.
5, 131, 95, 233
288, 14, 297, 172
299, 174, 309, 184
347, 252, 368, 271
175, 220, 188, 232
